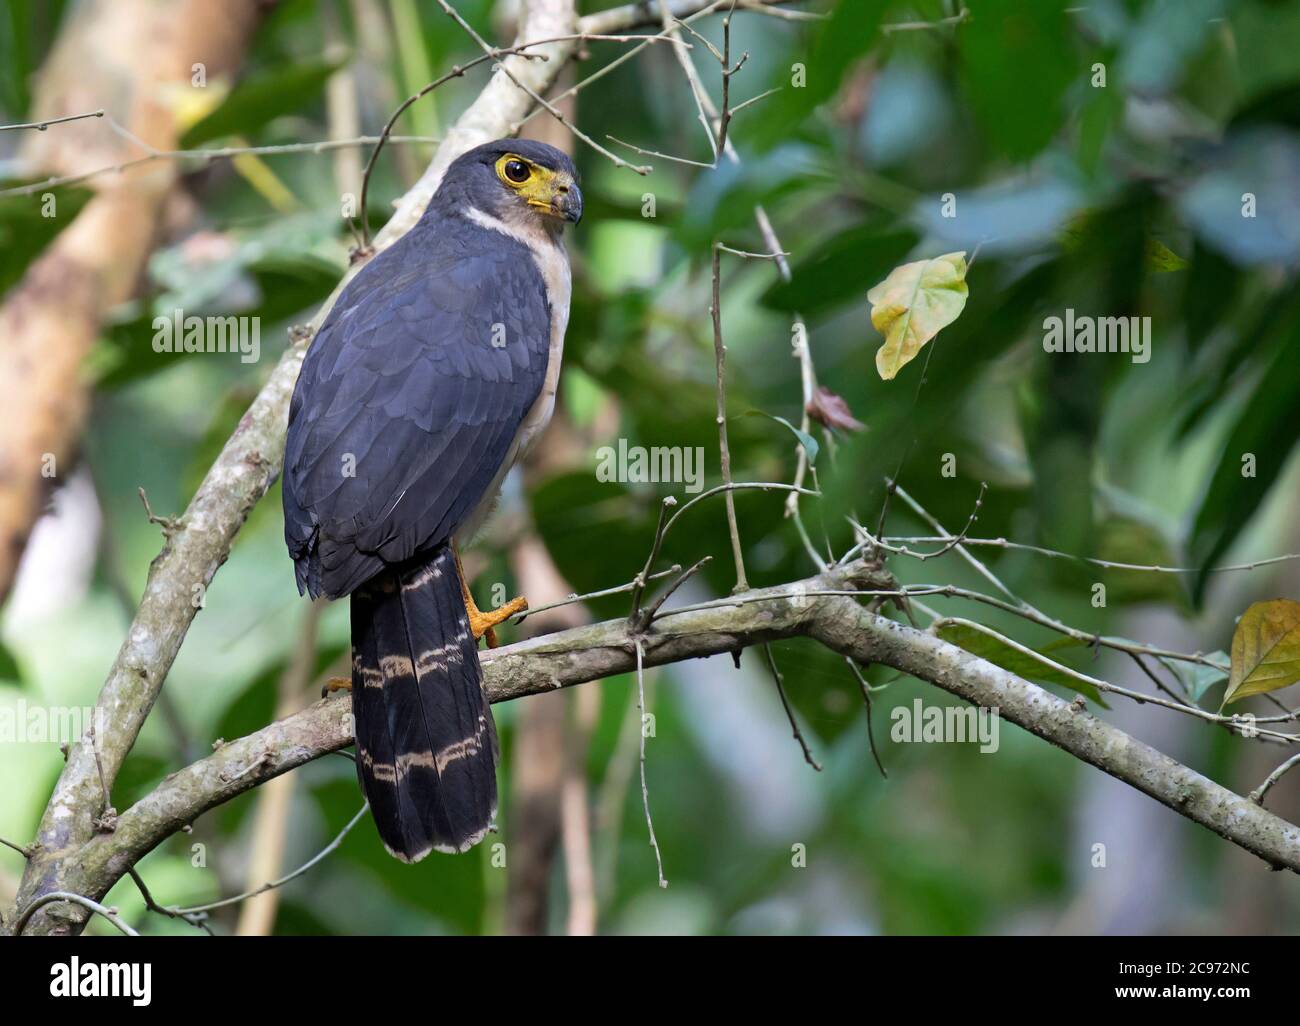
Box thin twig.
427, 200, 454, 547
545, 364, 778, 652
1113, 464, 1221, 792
643, 556, 713, 623
634, 641, 668, 888
1251, 753, 1300, 806
873, 534, 1300, 577
0, 836, 32, 858
515, 566, 680, 623
13, 891, 139, 937
911, 482, 987, 560
729, 86, 781, 116
514, 5, 729, 134
662, 481, 817, 537
0, 134, 441, 199
881, 7, 971, 33
671, 15, 725, 61
137, 486, 181, 535
127, 867, 211, 934
353, 27, 695, 245
886, 483, 1030, 610
732, 0, 824, 19
355, 41, 550, 248
792, 504, 829, 571
656, 582, 1235, 673
763, 643, 821, 770
658, 0, 724, 160
714, 1, 747, 157
629, 496, 679, 629
606, 134, 714, 167
88, 724, 117, 832
845, 658, 887, 777
1129, 651, 1195, 707
434, 0, 650, 174
716, 243, 790, 259
166, 803, 369, 916
926, 617, 1297, 744
655, 0, 816, 554
873, 326, 947, 541
711, 243, 748, 592
0, 108, 104, 132
594, 682, 644, 905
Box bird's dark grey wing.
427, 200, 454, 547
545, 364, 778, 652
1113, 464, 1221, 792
283, 223, 552, 599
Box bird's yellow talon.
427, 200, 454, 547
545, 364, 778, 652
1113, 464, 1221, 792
469, 596, 529, 648
322, 676, 352, 697
454, 546, 527, 647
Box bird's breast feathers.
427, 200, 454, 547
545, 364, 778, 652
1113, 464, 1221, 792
463, 204, 572, 463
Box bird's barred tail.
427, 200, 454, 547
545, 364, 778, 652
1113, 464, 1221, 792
349, 547, 498, 861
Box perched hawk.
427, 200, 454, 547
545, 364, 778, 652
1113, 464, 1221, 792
283, 139, 581, 861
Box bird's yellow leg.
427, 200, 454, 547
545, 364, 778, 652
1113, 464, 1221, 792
322, 677, 351, 696
454, 544, 527, 648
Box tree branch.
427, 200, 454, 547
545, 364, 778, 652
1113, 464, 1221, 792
10, 558, 1300, 934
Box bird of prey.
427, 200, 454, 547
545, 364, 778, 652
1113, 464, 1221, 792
283, 139, 581, 862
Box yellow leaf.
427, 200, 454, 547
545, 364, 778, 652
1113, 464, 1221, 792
157, 80, 230, 132
1224, 599, 1300, 705
231, 138, 299, 213
868, 251, 969, 380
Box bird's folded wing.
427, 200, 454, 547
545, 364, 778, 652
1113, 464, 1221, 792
283, 229, 553, 598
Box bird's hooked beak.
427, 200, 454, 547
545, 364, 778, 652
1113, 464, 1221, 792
528, 171, 582, 225
556, 179, 583, 225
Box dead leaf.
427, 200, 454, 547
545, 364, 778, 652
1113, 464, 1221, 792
1224, 599, 1300, 705
806, 386, 864, 433
868, 251, 969, 380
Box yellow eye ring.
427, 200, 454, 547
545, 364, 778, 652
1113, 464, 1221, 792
497, 155, 532, 185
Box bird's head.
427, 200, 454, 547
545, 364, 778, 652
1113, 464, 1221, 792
442, 139, 582, 233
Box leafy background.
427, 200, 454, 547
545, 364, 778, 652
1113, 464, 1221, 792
2, 0, 1300, 934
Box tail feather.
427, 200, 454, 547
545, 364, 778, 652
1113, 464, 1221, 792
349, 594, 412, 852
350, 546, 498, 862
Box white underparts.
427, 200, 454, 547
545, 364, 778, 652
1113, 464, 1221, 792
459, 205, 572, 541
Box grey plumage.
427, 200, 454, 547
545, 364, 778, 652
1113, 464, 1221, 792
282, 139, 578, 859
284, 145, 566, 600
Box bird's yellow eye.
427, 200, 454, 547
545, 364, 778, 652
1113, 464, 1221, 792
499, 157, 532, 184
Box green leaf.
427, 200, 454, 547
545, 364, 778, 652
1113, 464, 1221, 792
933, 619, 1104, 705
1145, 238, 1189, 272
959, 0, 1072, 161
0, 186, 93, 296
748, 0, 887, 152
1190, 288, 1300, 599
181, 56, 345, 147
0, 640, 22, 685
760, 221, 918, 317
1162, 652, 1229, 704
677, 144, 825, 251
1224, 599, 1300, 705
1095, 513, 1186, 608
869, 252, 969, 380
744, 411, 818, 466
